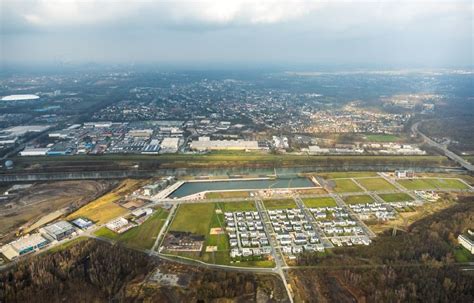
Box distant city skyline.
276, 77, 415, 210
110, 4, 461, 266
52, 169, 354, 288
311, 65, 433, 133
1, 0, 473, 68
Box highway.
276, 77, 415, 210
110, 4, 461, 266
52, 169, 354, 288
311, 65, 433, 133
412, 121, 474, 172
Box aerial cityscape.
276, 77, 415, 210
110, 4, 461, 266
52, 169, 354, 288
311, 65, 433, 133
0, 1, 473, 302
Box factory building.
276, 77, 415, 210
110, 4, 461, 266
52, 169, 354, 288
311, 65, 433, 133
142, 177, 175, 196
0, 234, 48, 260
106, 217, 135, 234
160, 137, 180, 153
72, 218, 94, 230
190, 137, 262, 151
41, 221, 76, 241
20, 147, 51, 156
458, 231, 474, 254
395, 170, 415, 178
132, 208, 153, 219
128, 129, 153, 138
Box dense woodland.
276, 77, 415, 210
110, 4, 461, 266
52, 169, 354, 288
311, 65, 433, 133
0, 240, 287, 302
294, 196, 474, 302
0, 240, 153, 302
420, 118, 474, 153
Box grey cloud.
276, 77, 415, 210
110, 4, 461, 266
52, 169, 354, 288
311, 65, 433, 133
1, 0, 472, 67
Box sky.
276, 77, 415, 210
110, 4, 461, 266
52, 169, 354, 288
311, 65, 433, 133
1, 0, 473, 68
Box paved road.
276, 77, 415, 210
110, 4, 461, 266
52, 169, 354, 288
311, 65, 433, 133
331, 193, 376, 238
293, 195, 333, 248
255, 198, 294, 303
150, 203, 178, 255
154, 251, 277, 273
412, 122, 474, 172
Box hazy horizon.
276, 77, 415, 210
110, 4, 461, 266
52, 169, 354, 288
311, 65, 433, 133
1, 0, 473, 68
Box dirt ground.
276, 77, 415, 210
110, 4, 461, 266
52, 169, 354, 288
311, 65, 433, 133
366, 192, 466, 234
0, 180, 117, 244
67, 179, 144, 224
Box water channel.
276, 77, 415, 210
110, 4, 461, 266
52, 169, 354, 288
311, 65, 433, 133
168, 177, 315, 198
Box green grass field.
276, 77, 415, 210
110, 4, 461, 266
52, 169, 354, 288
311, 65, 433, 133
94, 208, 169, 250
356, 177, 397, 191
428, 178, 470, 190
454, 246, 474, 263
397, 178, 469, 190
318, 172, 378, 179
378, 193, 414, 203
215, 201, 256, 212
364, 134, 402, 142
169, 203, 215, 235
205, 191, 251, 199
303, 197, 337, 208
263, 199, 297, 209
344, 195, 375, 205
397, 179, 435, 190
331, 179, 363, 193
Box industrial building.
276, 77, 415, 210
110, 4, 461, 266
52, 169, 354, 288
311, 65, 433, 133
190, 137, 262, 151
0, 234, 48, 260
20, 147, 51, 156
458, 231, 474, 254
141, 144, 160, 154
142, 177, 175, 196
72, 218, 94, 230
41, 221, 76, 241
160, 137, 180, 153
395, 170, 415, 178
143, 183, 162, 196
128, 129, 153, 138
308, 145, 364, 155
106, 217, 135, 234
132, 208, 153, 219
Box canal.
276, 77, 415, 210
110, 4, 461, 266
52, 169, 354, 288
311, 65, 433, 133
168, 177, 315, 198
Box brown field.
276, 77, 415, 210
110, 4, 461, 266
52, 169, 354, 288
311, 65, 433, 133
366, 198, 456, 234
67, 179, 144, 224
0, 180, 116, 243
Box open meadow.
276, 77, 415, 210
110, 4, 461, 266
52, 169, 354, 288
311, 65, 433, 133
330, 179, 363, 193
356, 177, 397, 191
378, 193, 414, 203
397, 178, 469, 190
169, 203, 215, 235
343, 195, 375, 205
263, 199, 297, 209
317, 172, 378, 179
302, 197, 337, 208
215, 201, 257, 212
